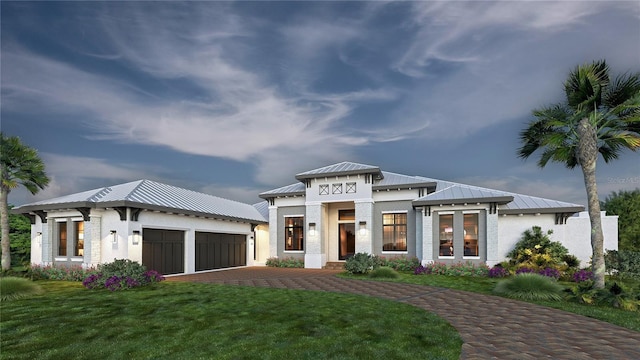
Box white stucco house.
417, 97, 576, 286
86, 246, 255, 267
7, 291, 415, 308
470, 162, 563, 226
258, 162, 618, 269
13, 161, 618, 275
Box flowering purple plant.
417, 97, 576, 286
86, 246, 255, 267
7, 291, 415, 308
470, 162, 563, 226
573, 269, 593, 282
104, 276, 123, 291
488, 266, 509, 278
538, 267, 561, 279
82, 274, 102, 289
144, 270, 166, 283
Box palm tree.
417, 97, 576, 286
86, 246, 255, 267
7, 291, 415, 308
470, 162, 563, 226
1, 133, 50, 271
518, 60, 640, 289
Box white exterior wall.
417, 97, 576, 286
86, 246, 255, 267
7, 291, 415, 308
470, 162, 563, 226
254, 224, 270, 266
497, 211, 618, 267
31, 208, 257, 274
305, 202, 326, 268
354, 200, 373, 254
421, 209, 433, 264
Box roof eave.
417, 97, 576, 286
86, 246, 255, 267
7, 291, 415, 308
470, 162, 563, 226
11, 201, 96, 214
259, 191, 306, 200
500, 206, 584, 215
413, 196, 514, 207
374, 182, 437, 191
295, 168, 382, 181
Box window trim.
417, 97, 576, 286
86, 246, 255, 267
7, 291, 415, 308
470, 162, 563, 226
283, 215, 304, 252
462, 211, 480, 259
438, 213, 455, 259
382, 212, 408, 252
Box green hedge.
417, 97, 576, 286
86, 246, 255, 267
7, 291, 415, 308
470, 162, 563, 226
605, 250, 640, 278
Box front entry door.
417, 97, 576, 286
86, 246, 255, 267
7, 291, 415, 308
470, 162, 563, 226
339, 223, 356, 260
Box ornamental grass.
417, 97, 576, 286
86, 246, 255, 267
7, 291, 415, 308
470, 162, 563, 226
0, 277, 44, 301
493, 273, 564, 301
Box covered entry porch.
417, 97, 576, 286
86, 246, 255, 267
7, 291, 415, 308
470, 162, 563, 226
304, 201, 373, 268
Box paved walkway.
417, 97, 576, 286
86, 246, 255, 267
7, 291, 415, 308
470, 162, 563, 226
170, 267, 640, 359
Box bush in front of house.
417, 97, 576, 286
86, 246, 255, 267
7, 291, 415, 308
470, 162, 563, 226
344, 253, 380, 274
0, 277, 44, 301
379, 256, 421, 272
507, 226, 570, 269
29, 264, 98, 281
82, 259, 165, 291
488, 265, 510, 278
604, 250, 640, 279
493, 273, 564, 301
414, 262, 489, 277
368, 266, 400, 279
265, 257, 304, 268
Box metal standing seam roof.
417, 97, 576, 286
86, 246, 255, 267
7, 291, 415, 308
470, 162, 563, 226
295, 161, 383, 180
413, 182, 584, 214
12, 180, 267, 223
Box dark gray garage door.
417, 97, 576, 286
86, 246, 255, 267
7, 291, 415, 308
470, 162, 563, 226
142, 229, 184, 275
195, 232, 246, 271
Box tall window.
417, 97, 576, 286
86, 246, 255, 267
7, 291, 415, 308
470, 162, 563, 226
439, 214, 454, 257
75, 221, 84, 257
382, 213, 407, 251
463, 214, 478, 257
284, 217, 304, 251
58, 222, 67, 256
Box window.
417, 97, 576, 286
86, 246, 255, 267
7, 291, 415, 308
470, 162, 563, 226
75, 221, 84, 256
338, 209, 355, 221
319, 184, 329, 195
58, 222, 67, 256
346, 182, 356, 193
463, 213, 479, 257
332, 183, 342, 194
439, 214, 454, 257
284, 217, 304, 251
382, 213, 407, 251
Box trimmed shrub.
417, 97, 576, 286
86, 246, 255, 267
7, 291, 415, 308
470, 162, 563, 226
413, 262, 489, 277
368, 266, 400, 279
380, 256, 421, 272
265, 257, 304, 268
507, 226, 569, 269
605, 250, 640, 278
493, 273, 564, 301
345, 253, 379, 274
29, 264, 97, 281
0, 277, 44, 301
488, 266, 509, 278
82, 259, 164, 291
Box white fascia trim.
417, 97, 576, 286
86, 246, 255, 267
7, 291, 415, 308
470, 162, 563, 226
284, 214, 305, 218
436, 211, 455, 215
354, 198, 375, 204
462, 210, 481, 214
381, 210, 408, 214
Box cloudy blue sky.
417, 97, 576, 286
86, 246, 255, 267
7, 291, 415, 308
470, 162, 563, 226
2, 1, 639, 207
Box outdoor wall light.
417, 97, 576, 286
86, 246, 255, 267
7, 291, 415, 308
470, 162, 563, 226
359, 221, 367, 235
110, 230, 117, 243
132, 230, 141, 245
309, 223, 316, 236
36, 232, 42, 245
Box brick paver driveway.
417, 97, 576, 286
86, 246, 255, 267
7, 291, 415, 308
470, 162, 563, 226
171, 267, 640, 360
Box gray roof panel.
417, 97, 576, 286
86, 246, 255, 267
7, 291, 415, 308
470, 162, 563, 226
13, 180, 267, 223
295, 161, 382, 180
374, 171, 437, 190
259, 182, 306, 199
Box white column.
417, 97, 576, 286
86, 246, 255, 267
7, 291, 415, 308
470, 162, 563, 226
422, 207, 434, 265
486, 211, 499, 266
268, 206, 278, 258
184, 230, 195, 274
88, 215, 102, 266
305, 202, 325, 268
354, 200, 373, 254
43, 219, 53, 264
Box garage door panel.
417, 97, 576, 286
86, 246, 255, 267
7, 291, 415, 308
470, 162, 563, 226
143, 229, 184, 275
195, 232, 246, 271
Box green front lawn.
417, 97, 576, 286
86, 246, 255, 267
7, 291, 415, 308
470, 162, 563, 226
1, 281, 461, 360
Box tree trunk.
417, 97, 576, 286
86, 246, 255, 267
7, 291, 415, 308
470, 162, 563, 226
1, 186, 11, 271
576, 118, 606, 289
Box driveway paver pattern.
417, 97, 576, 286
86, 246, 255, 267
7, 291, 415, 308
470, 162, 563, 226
170, 267, 640, 359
